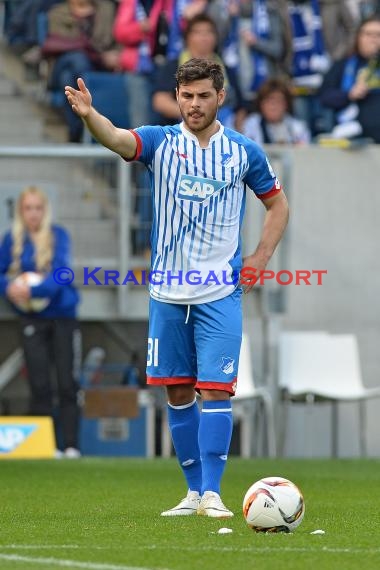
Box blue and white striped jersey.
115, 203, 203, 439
130, 122, 281, 304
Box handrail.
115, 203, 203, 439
0, 145, 115, 157
0, 348, 23, 392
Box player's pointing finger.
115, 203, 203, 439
77, 77, 87, 92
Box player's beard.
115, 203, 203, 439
179, 102, 219, 133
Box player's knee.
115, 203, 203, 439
200, 388, 230, 401
167, 384, 196, 406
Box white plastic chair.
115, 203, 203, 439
233, 333, 277, 457
278, 332, 380, 456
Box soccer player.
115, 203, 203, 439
65, 58, 289, 518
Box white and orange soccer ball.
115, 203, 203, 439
13, 272, 50, 312
242, 476, 305, 533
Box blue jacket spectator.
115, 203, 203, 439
287, 0, 334, 135
319, 15, 380, 141
0, 186, 81, 457
0, 221, 79, 318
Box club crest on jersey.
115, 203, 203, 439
221, 152, 233, 166
221, 357, 235, 375
178, 174, 227, 203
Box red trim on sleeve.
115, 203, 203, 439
124, 129, 143, 161
258, 180, 282, 200
147, 376, 196, 386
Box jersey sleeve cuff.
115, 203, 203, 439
124, 130, 143, 161
257, 181, 282, 200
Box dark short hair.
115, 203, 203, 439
256, 78, 294, 114
183, 14, 218, 43
176, 58, 224, 92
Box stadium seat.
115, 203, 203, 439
278, 332, 380, 457
81, 71, 130, 142
233, 333, 277, 458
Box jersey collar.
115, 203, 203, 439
179, 120, 224, 148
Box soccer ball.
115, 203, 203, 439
13, 272, 50, 312
242, 476, 305, 533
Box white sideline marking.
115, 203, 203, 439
0, 545, 81, 550
139, 544, 380, 555
0, 553, 165, 570
2, 543, 380, 556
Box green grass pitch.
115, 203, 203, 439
1, 457, 380, 570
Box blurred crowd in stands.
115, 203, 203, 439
3, 0, 380, 144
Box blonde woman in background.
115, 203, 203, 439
0, 186, 81, 458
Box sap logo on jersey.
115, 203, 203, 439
178, 174, 226, 202
0, 425, 36, 453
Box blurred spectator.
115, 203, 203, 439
6, 0, 63, 49
319, 15, 380, 141
152, 13, 237, 126
113, 0, 174, 256
213, 2, 248, 123
166, 1, 245, 124
242, 77, 311, 144
208, 0, 242, 50
113, 0, 173, 128
238, 0, 293, 98
319, 0, 356, 61
0, 186, 81, 458
349, 0, 380, 21
287, 0, 334, 136
167, 0, 240, 58
318, 1, 380, 24
42, 0, 119, 142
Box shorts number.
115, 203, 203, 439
147, 338, 159, 367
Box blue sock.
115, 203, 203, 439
168, 399, 202, 494
199, 400, 233, 495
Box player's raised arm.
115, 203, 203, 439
64, 78, 137, 159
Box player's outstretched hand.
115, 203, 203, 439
65, 77, 92, 118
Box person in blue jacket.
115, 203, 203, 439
319, 15, 380, 142
0, 186, 81, 458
